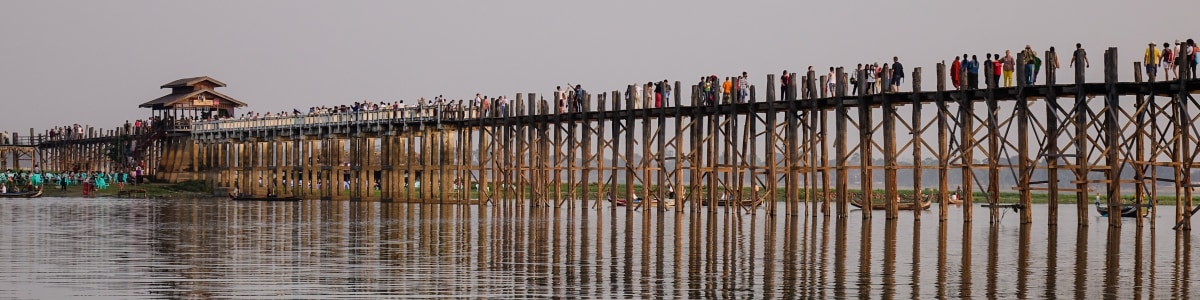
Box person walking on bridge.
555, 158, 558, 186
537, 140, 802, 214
891, 57, 904, 93
1187, 39, 1198, 79
991, 54, 1002, 87
1001, 50, 1016, 87
1162, 42, 1176, 80
951, 57, 962, 90
1070, 43, 1089, 69
574, 84, 586, 112
825, 67, 836, 96
967, 55, 980, 89
1145, 43, 1161, 82
1021, 45, 1037, 85
738, 73, 749, 103
780, 70, 791, 100
984, 54, 995, 87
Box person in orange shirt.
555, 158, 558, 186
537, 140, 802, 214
950, 56, 962, 90
722, 77, 732, 104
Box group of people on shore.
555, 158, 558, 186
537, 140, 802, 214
0, 167, 145, 194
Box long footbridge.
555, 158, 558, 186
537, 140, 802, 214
16, 47, 1200, 229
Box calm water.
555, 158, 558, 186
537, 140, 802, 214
0, 198, 1197, 299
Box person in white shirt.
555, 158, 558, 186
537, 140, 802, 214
554, 87, 566, 113
826, 67, 836, 97
633, 83, 643, 109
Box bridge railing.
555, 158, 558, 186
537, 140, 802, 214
191, 106, 455, 134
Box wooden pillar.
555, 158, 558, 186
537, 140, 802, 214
765, 75, 778, 215
810, 72, 823, 216
883, 76, 899, 219
624, 87, 636, 212
441, 129, 455, 203
1103, 48, 1122, 226
582, 92, 594, 209
1016, 55, 1033, 224
834, 71, 852, 218
1045, 50, 1061, 226
1173, 46, 1193, 230
985, 61, 1002, 223
672, 82, 684, 216
911, 67, 924, 221
959, 68, 975, 222
858, 69, 874, 220
785, 74, 799, 216
1132, 61, 1148, 226
1074, 47, 1089, 226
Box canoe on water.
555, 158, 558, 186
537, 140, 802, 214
1095, 201, 1151, 218
229, 193, 301, 202
0, 189, 43, 198
610, 196, 675, 208
850, 196, 932, 211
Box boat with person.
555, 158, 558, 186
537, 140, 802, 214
607, 193, 674, 208
850, 194, 932, 210
1094, 201, 1152, 218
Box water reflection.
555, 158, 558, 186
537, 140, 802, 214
0, 199, 1197, 298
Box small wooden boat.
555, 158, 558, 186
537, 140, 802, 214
702, 198, 758, 207
229, 193, 301, 202
610, 196, 674, 208
850, 196, 932, 210
945, 194, 963, 205
0, 189, 43, 198
1095, 201, 1151, 218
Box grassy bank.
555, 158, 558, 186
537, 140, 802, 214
40, 180, 212, 199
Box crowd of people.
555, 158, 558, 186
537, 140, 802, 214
42, 116, 170, 142
697, 72, 752, 106
1144, 39, 1199, 82
942, 40, 1198, 90
0, 165, 145, 194
18, 40, 1200, 143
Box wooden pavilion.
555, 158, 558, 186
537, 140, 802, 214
138, 76, 246, 124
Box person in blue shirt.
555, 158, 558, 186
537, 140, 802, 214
891, 56, 904, 92
967, 55, 980, 89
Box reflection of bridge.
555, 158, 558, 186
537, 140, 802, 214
22, 47, 1200, 229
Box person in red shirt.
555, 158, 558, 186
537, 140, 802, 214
951, 56, 962, 89
991, 55, 1002, 87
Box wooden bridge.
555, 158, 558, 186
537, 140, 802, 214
20, 47, 1200, 229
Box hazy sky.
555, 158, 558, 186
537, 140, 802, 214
1, 0, 1196, 133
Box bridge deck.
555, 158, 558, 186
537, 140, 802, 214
187, 79, 1200, 139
